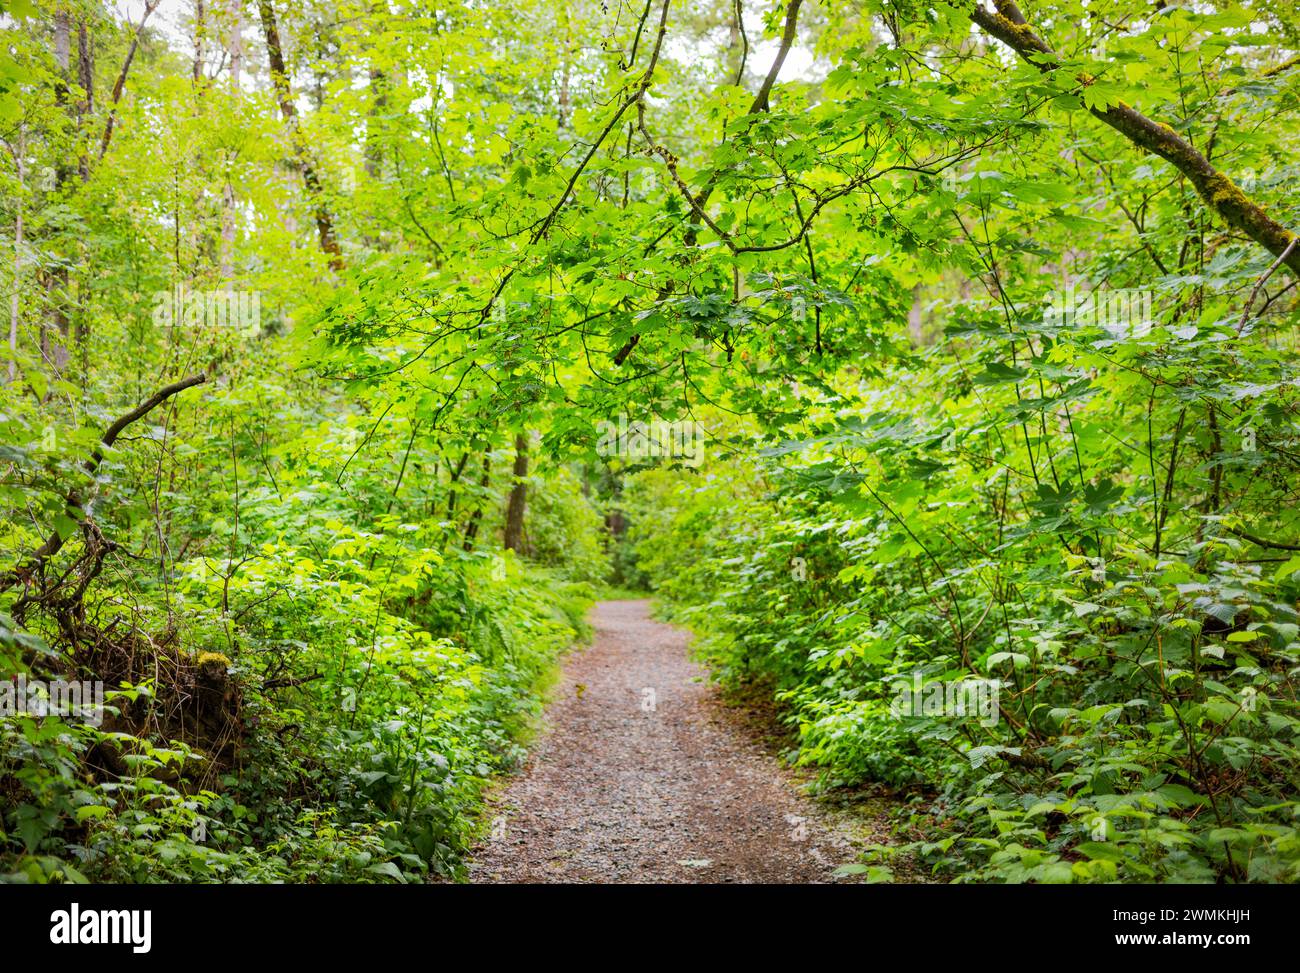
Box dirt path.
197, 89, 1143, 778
469, 599, 875, 883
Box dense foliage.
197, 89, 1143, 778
3, 0, 1299, 883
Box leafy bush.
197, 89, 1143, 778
630, 306, 1300, 883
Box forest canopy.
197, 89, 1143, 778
1, 0, 1299, 886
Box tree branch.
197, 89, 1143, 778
99, 0, 161, 161
1, 373, 207, 593
750, 0, 804, 114
969, 3, 1300, 277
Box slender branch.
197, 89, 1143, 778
1225, 525, 1300, 552
750, 0, 803, 114
731, 0, 749, 87
99, 0, 161, 160
1237, 238, 1297, 334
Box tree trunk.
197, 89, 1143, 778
193, 0, 205, 84
445, 450, 470, 517
365, 1, 389, 180
220, 0, 243, 279
502, 432, 529, 553
258, 0, 344, 271
462, 455, 491, 552
365, 65, 386, 179
228, 0, 243, 86
7, 126, 24, 385
76, 17, 93, 180
44, 12, 73, 378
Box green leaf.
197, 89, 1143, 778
366, 861, 408, 883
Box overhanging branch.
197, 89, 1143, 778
969, 1, 1300, 277
1, 373, 208, 594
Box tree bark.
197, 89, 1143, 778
364, 64, 386, 179
220, 0, 243, 279
445, 450, 470, 517
7, 126, 25, 385
258, 0, 345, 270
193, 0, 205, 84
502, 432, 529, 553
100, 0, 160, 160
44, 12, 73, 377
76, 17, 93, 180
969, 1, 1300, 277
462, 455, 491, 552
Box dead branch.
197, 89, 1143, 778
1, 372, 207, 596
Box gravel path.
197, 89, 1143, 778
468, 599, 870, 883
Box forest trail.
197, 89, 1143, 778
469, 600, 872, 883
